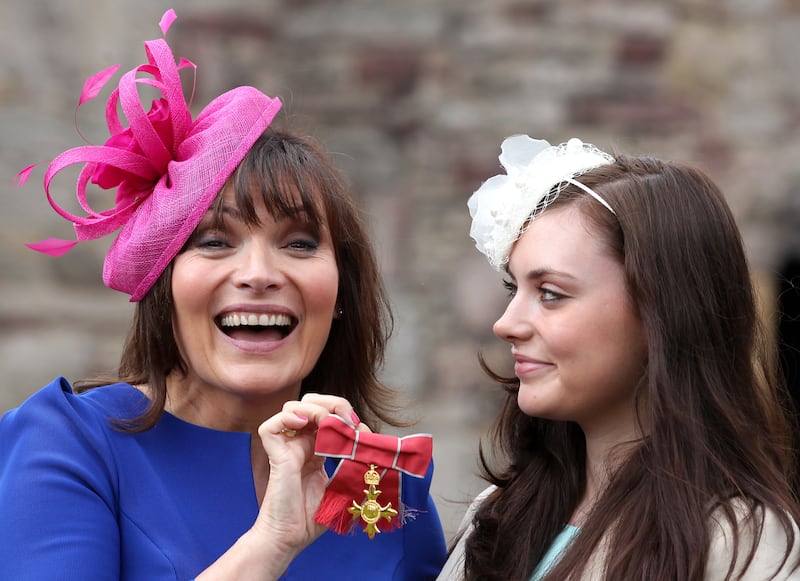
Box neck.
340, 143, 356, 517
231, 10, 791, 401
574, 421, 642, 526
164, 371, 301, 434
163, 371, 290, 505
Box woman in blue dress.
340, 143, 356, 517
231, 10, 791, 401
438, 135, 800, 580
0, 10, 445, 580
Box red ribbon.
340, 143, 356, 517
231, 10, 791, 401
313, 415, 433, 535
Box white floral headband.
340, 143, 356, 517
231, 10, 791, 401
467, 135, 616, 270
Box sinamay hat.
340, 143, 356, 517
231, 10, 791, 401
19, 9, 282, 301
467, 135, 616, 270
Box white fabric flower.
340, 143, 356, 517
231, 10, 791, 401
468, 135, 615, 270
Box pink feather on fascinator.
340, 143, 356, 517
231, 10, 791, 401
18, 9, 282, 301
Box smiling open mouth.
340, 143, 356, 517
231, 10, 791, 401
217, 312, 296, 340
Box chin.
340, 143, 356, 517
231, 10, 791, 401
517, 397, 562, 421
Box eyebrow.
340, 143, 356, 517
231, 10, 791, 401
197, 204, 241, 226
219, 205, 243, 220
508, 267, 578, 283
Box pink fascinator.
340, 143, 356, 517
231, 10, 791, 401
19, 9, 282, 301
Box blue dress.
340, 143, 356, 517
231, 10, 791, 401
0, 377, 447, 580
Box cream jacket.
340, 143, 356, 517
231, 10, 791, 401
436, 486, 800, 580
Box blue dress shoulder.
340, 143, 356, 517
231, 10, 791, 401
0, 377, 447, 580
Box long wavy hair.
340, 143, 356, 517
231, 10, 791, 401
77, 127, 396, 432
463, 155, 799, 580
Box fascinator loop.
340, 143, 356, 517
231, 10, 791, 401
20, 9, 282, 301
467, 135, 615, 270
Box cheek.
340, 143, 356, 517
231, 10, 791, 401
305, 265, 339, 311
172, 256, 217, 305
546, 318, 594, 357
170, 259, 217, 337
552, 309, 642, 371
595, 312, 647, 382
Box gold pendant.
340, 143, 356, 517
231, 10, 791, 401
348, 464, 398, 539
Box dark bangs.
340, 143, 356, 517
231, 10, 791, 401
208, 130, 332, 233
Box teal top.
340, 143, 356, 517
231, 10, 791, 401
529, 524, 581, 581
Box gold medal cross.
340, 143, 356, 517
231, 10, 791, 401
348, 464, 398, 539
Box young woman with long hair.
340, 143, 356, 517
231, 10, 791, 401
438, 136, 800, 580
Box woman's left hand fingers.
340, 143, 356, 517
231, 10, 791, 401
298, 393, 361, 427
257, 395, 364, 447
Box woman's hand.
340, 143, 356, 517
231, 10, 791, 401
196, 394, 365, 580
253, 394, 365, 555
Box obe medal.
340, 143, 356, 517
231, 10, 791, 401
348, 464, 398, 539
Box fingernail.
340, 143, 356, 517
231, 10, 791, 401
296, 414, 308, 421
351, 411, 360, 425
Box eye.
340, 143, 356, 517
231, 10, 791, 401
185, 227, 234, 252
539, 287, 565, 303
286, 236, 320, 252
200, 238, 229, 249
197, 232, 232, 250
502, 279, 517, 298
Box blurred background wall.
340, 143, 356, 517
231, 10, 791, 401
2, 0, 800, 539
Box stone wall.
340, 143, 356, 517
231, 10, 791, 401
3, 0, 800, 538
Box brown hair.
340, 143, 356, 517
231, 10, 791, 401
77, 127, 396, 432
464, 155, 799, 579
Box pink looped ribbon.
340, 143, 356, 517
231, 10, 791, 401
21, 10, 193, 255
18, 9, 283, 301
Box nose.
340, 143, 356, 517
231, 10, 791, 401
233, 240, 287, 292
493, 295, 534, 344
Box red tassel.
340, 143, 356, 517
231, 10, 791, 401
314, 488, 357, 534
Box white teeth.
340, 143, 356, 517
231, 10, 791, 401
219, 313, 292, 328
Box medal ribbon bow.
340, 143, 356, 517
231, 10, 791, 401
313, 414, 433, 536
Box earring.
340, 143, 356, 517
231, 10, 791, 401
336, 306, 344, 318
